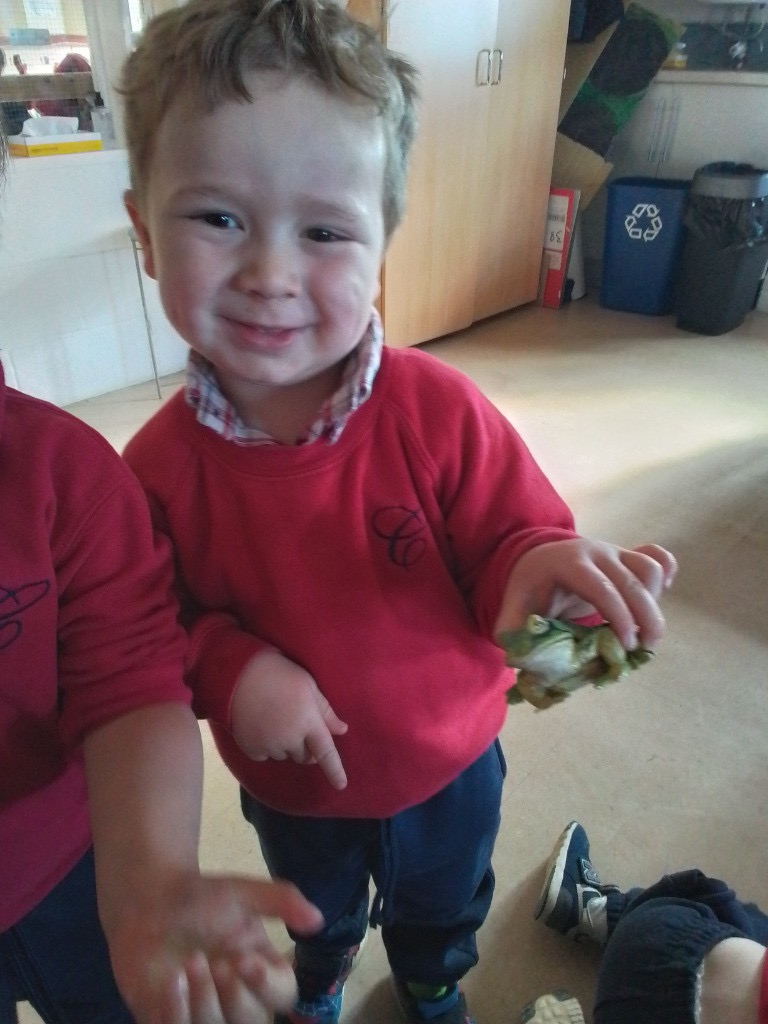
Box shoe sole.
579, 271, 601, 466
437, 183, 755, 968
533, 821, 579, 922
520, 991, 585, 1024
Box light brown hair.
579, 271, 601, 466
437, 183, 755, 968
120, 0, 418, 239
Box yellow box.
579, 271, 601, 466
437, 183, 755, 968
8, 132, 102, 157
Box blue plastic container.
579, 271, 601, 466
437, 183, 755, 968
600, 177, 689, 315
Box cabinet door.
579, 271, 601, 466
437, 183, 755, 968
662, 84, 768, 178
610, 81, 768, 181
380, 0, 498, 347
472, 0, 570, 321
606, 86, 667, 180
606, 83, 675, 179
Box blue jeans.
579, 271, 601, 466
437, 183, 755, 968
0, 848, 133, 1024
595, 869, 768, 1024
241, 740, 506, 988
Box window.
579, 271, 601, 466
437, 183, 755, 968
0, 0, 95, 134
0, 1, 91, 73
0, 0, 175, 146
128, 0, 145, 38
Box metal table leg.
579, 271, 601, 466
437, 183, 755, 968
129, 228, 163, 400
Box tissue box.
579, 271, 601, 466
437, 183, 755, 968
8, 132, 102, 158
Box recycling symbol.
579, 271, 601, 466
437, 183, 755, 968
624, 203, 663, 242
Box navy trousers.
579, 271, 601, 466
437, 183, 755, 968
595, 869, 768, 1024
241, 740, 506, 989
0, 848, 132, 1024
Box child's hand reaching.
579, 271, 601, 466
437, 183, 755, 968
84, 704, 326, 1024
108, 873, 323, 1024
494, 538, 677, 652
230, 650, 348, 790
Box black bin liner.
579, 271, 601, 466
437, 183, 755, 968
676, 162, 768, 335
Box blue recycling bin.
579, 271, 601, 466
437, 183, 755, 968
600, 177, 689, 315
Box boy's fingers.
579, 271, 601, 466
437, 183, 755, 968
620, 549, 665, 598
232, 950, 298, 1013
560, 562, 657, 650
305, 729, 347, 790
140, 966, 190, 1024
233, 878, 324, 934
495, 581, 594, 637
311, 686, 348, 735
325, 710, 348, 736
207, 954, 286, 1024
501, 564, 661, 651
182, 951, 225, 1024
631, 544, 678, 590
495, 541, 676, 651
595, 553, 671, 648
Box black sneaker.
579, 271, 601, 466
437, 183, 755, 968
533, 821, 617, 944
392, 978, 476, 1023
520, 991, 585, 1024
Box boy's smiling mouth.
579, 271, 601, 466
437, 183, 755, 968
221, 315, 305, 348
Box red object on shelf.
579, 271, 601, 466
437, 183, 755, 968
539, 187, 580, 309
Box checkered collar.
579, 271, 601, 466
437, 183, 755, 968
184, 310, 383, 446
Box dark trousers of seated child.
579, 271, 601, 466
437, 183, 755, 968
240, 740, 506, 995
0, 847, 133, 1024
595, 868, 768, 1024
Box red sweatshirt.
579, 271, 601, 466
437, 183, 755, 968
124, 345, 576, 818
0, 362, 189, 930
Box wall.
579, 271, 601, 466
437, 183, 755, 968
0, 2, 203, 409
640, 0, 722, 18
641, 1, 768, 23
0, 149, 187, 406
0, 1, 193, 409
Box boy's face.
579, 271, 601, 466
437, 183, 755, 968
126, 72, 387, 412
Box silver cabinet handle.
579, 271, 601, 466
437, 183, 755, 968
648, 98, 666, 164
659, 95, 680, 165
490, 48, 504, 85
476, 48, 491, 86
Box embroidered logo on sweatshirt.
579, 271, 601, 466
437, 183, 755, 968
372, 506, 426, 568
0, 580, 51, 651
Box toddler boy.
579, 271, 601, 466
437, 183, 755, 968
121, 2, 676, 1021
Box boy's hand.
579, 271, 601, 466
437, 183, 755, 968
230, 650, 348, 790
494, 538, 677, 651
109, 873, 323, 1024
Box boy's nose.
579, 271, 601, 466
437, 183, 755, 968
233, 243, 300, 298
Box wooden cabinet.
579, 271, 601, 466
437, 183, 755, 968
346, 0, 569, 347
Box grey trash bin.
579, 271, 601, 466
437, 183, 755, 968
675, 162, 768, 336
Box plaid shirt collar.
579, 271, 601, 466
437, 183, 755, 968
184, 310, 383, 446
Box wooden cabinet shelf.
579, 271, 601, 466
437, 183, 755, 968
0, 71, 93, 102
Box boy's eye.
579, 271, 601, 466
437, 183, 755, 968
196, 212, 239, 230
306, 227, 343, 243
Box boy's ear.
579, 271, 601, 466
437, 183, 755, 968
124, 189, 157, 280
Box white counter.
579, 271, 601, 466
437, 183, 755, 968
0, 149, 186, 407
